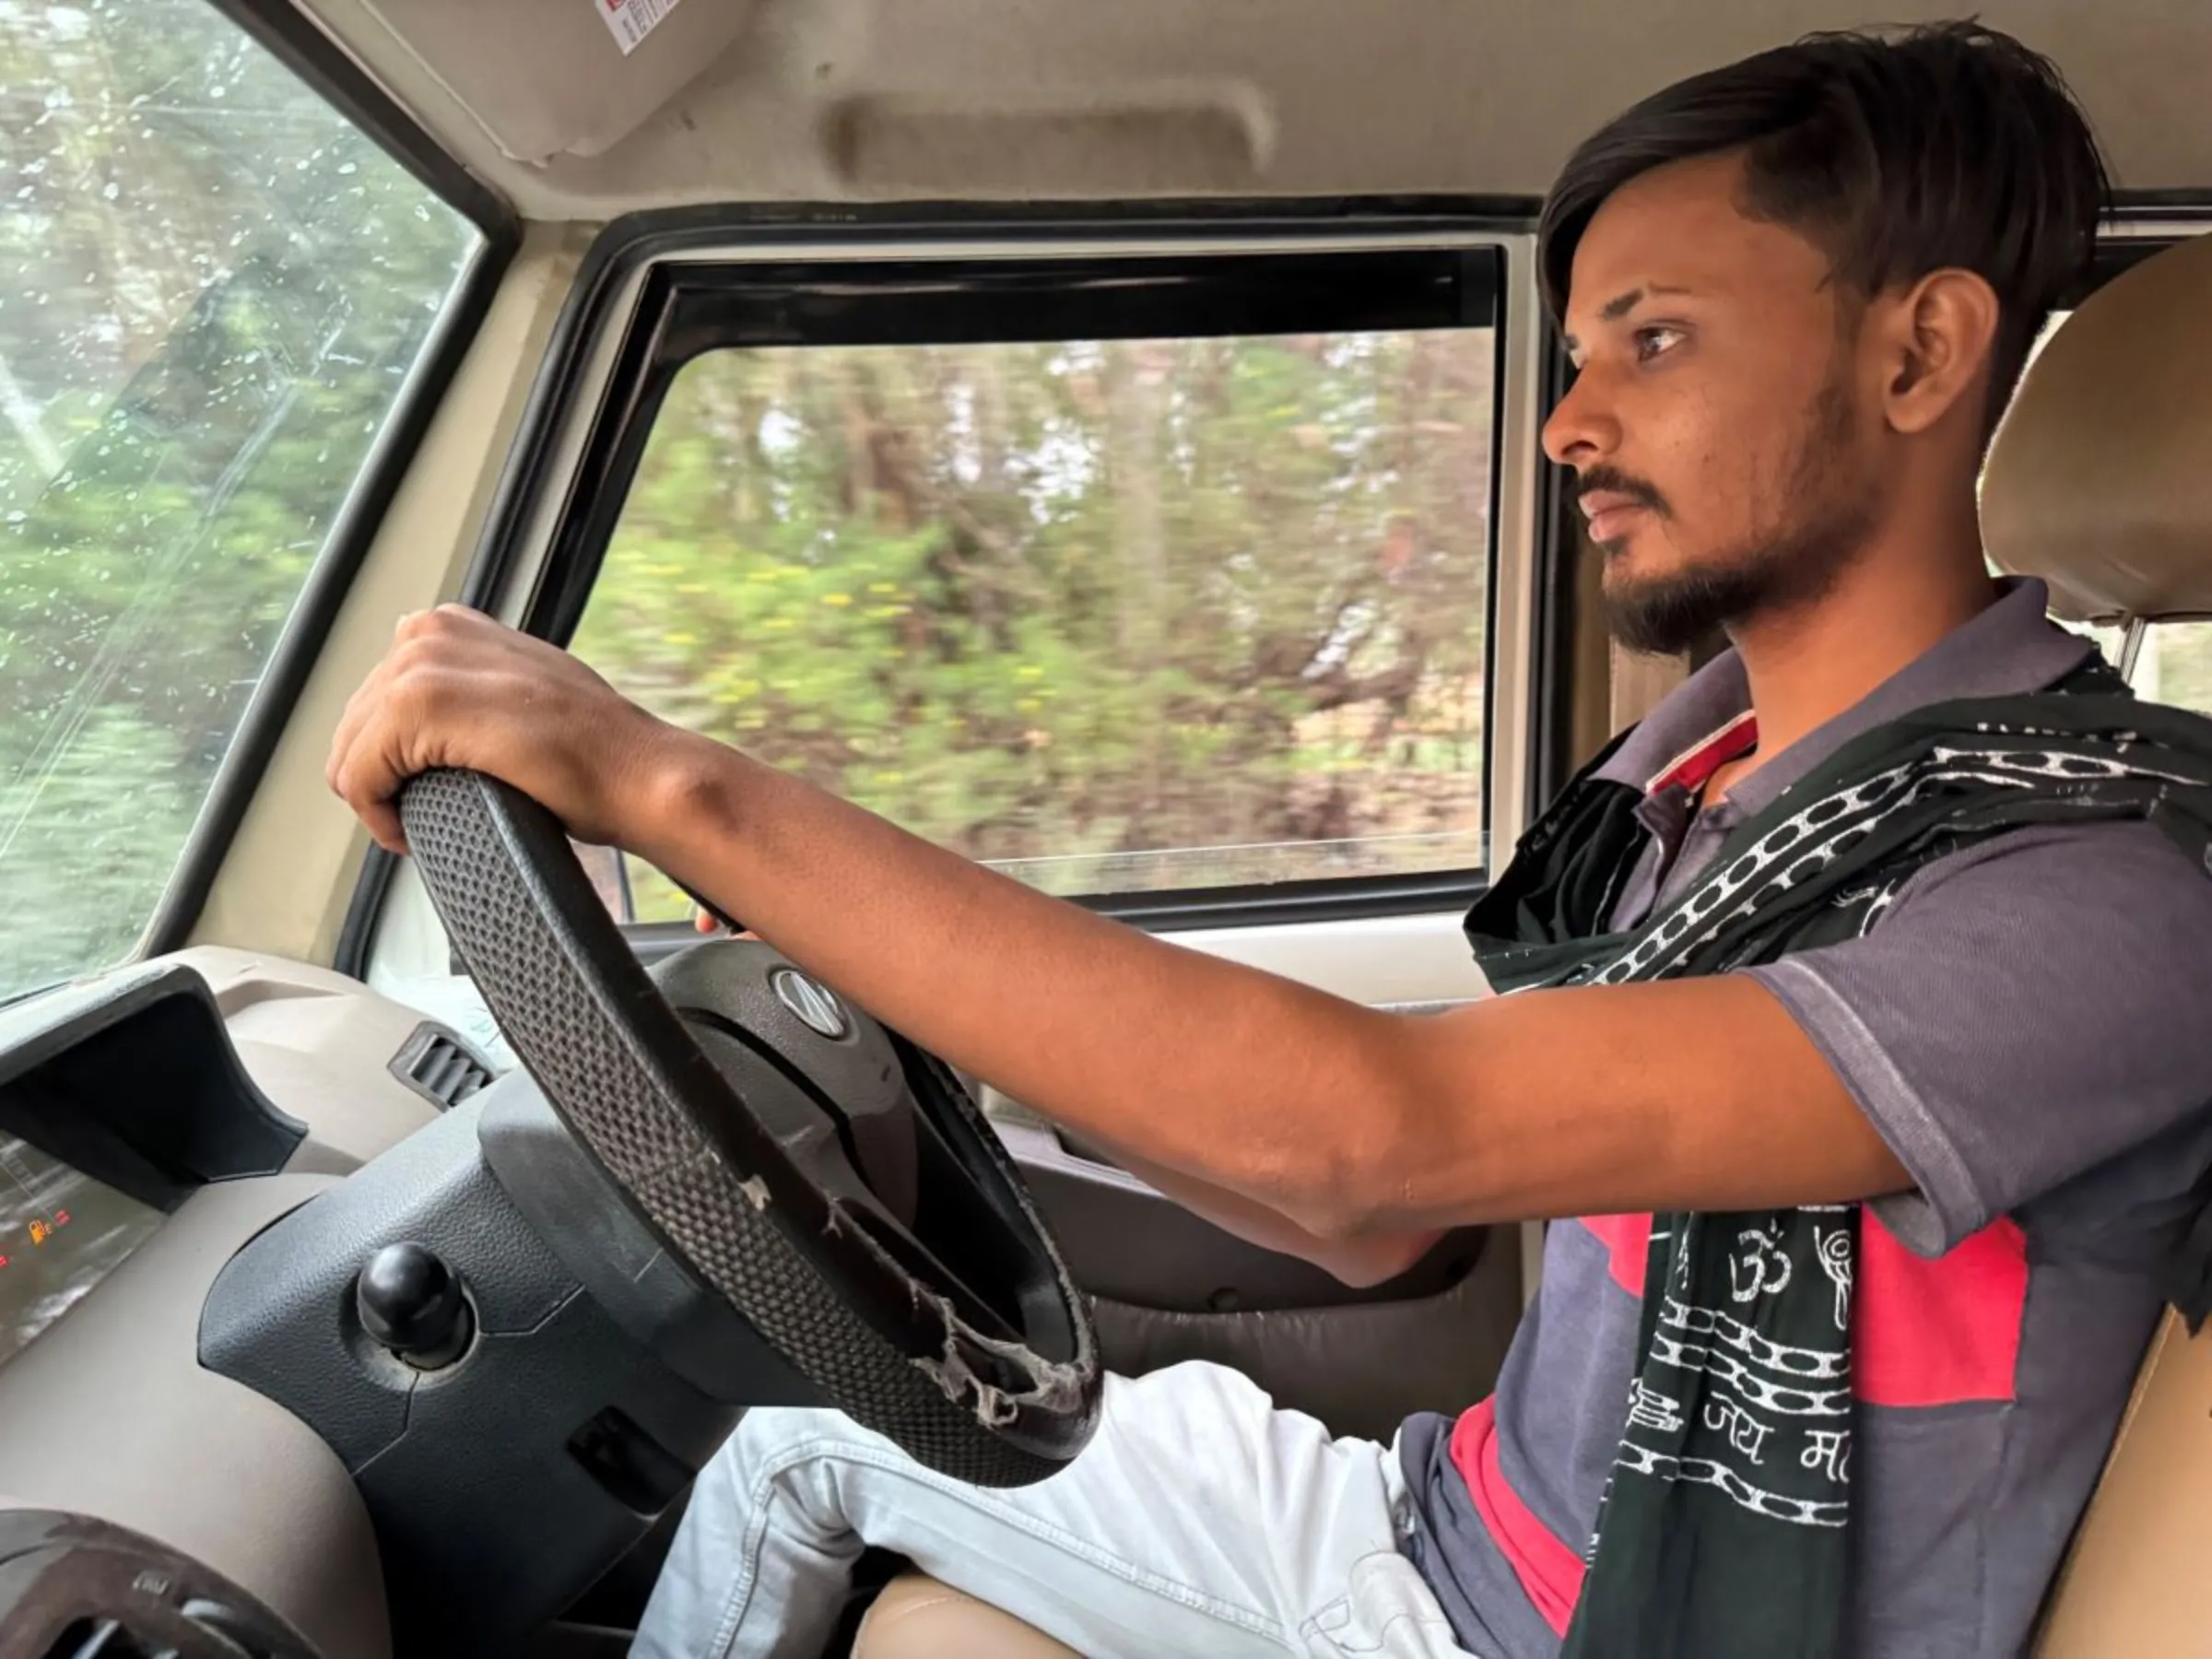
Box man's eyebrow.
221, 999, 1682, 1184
1599, 286, 1647, 323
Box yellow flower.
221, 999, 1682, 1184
822, 593, 854, 607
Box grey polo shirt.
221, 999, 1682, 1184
1400, 579, 2212, 1657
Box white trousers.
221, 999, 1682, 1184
630, 1360, 1483, 1659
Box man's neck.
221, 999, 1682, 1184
1722, 514, 1998, 791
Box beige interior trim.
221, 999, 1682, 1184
1483, 233, 1544, 865
189, 222, 592, 965
2035, 1310, 2206, 1654
1609, 641, 1691, 734
354, 0, 762, 165
281, 0, 2212, 222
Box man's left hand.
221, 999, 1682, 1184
325, 606, 686, 854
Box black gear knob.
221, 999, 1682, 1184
356, 1241, 473, 1369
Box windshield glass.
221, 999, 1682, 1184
0, 0, 481, 1000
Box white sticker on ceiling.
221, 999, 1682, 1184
596, 0, 680, 55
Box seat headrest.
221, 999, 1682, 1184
1983, 232, 2212, 624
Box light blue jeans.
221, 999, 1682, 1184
629, 1360, 1482, 1658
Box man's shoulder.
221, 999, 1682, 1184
1751, 811, 2212, 1256
1848, 815, 2212, 1028
1890, 814, 2212, 935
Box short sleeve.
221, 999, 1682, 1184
1742, 819, 2212, 1256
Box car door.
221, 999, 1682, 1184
339, 208, 1558, 1441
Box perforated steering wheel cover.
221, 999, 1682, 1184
399, 769, 1100, 1486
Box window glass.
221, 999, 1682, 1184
0, 0, 481, 999
571, 327, 1497, 920
2132, 624, 2212, 714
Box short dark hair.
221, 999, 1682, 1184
1538, 21, 2109, 429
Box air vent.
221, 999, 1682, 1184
43, 1618, 157, 1658
390, 1024, 495, 1111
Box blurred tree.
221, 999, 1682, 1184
571, 327, 1498, 916
0, 0, 477, 997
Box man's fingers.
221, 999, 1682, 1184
325, 626, 416, 794
330, 730, 391, 830
326, 608, 498, 853
361, 799, 410, 858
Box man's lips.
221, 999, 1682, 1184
1580, 489, 1653, 544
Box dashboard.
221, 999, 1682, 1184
0, 942, 791, 1659
0, 947, 457, 1659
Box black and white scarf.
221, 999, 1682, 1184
1465, 661, 2212, 1659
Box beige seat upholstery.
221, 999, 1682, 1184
853, 1572, 1081, 1658
2037, 1311, 2212, 1653
1983, 229, 2212, 626
853, 229, 2212, 1659
1983, 228, 2212, 1653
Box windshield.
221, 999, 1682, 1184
0, 0, 481, 1001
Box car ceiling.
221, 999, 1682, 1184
300, 0, 2209, 222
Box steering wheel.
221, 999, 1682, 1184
397, 768, 1100, 1487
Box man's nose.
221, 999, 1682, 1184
1542, 362, 1621, 469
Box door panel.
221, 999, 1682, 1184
991, 1091, 1517, 1438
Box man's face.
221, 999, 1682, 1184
1544, 152, 1887, 654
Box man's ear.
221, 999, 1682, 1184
1872, 268, 2003, 437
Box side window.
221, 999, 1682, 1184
571, 272, 1500, 923
0, 0, 482, 999
2131, 625, 2212, 714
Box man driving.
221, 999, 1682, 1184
329, 22, 2212, 1658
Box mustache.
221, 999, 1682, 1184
1576, 465, 1670, 517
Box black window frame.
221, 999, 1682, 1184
438, 201, 1532, 947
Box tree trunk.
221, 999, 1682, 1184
1106, 341, 1173, 826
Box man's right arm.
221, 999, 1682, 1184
1074, 1130, 1444, 1288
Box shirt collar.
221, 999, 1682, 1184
1595, 578, 2097, 810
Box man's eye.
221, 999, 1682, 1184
1635, 326, 1686, 363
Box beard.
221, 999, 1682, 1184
1600, 374, 1878, 657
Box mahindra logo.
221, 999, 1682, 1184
770, 968, 849, 1040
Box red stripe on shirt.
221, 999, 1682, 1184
1644, 710, 1759, 796
1854, 1209, 2028, 1406
1449, 1396, 1585, 1636
1579, 1212, 1653, 1296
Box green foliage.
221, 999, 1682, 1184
0, 0, 478, 998
571, 334, 1498, 917
2139, 623, 2212, 714
0, 705, 199, 994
